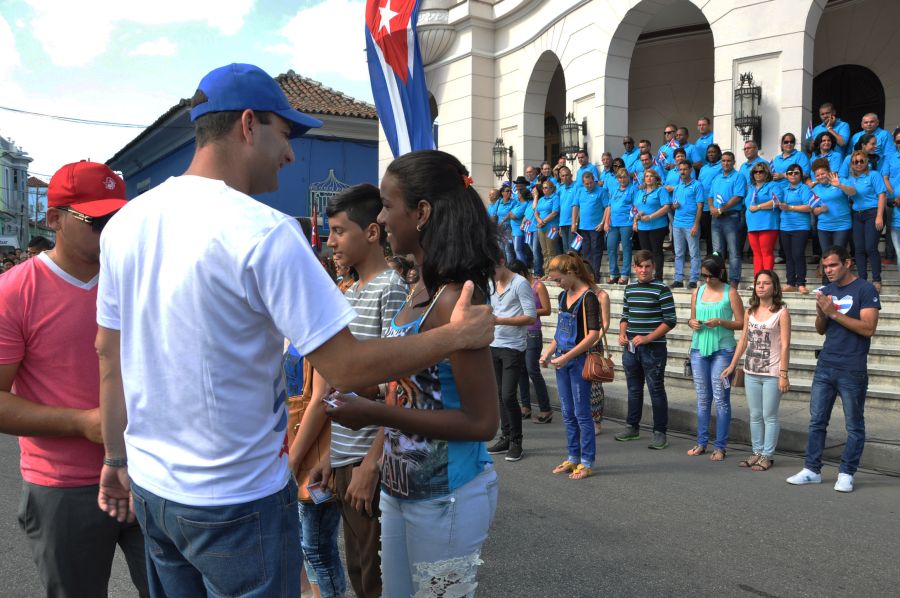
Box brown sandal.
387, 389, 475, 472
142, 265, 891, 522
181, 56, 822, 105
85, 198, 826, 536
687, 444, 707, 456
739, 454, 761, 468
710, 448, 726, 461
751, 456, 774, 471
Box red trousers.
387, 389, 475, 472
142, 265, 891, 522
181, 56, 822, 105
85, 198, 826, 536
748, 230, 778, 275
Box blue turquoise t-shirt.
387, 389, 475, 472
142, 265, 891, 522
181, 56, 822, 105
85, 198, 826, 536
698, 161, 722, 213
636, 187, 671, 231
621, 148, 641, 175
883, 152, 900, 198
575, 163, 600, 189
695, 132, 715, 165
608, 184, 638, 228
557, 182, 578, 226
575, 185, 609, 230
848, 171, 887, 211
496, 199, 515, 234
487, 201, 499, 218
850, 128, 893, 161
812, 150, 842, 174
779, 184, 813, 231
771, 150, 810, 188
536, 192, 560, 230
509, 200, 528, 237
812, 182, 852, 231
523, 203, 538, 233
672, 179, 704, 228
709, 170, 747, 213
837, 154, 887, 179
665, 166, 695, 189
744, 182, 782, 231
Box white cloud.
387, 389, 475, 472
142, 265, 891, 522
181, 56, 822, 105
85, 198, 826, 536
26, 0, 254, 66
0, 16, 22, 79
266, 0, 368, 83
129, 36, 177, 57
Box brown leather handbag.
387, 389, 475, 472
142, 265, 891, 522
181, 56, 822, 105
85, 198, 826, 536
580, 295, 615, 383
286, 358, 332, 502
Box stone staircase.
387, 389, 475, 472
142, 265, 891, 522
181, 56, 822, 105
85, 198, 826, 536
533, 261, 900, 474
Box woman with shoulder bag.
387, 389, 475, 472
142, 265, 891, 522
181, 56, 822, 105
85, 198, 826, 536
540, 252, 601, 479
721, 270, 791, 472
686, 254, 744, 462
582, 259, 612, 435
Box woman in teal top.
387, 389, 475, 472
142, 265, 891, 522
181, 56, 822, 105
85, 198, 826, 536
776, 167, 814, 293
686, 254, 744, 461
634, 169, 672, 281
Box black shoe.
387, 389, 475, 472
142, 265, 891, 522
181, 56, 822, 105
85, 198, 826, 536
505, 441, 524, 461
521, 410, 532, 420
487, 436, 509, 454
688, 281, 697, 289
669, 281, 684, 289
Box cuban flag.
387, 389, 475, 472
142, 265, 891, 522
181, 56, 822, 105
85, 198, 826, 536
570, 233, 584, 251
808, 192, 822, 209
714, 193, 725, 208
547, 226, 559, 240
656, 149, 668, 168
525, 231, 533, 244
365, 0, 434, 157
804, 119, 814, 146
630, 204, 639, 218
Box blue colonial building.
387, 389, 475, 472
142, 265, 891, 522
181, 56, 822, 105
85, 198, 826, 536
106, 70, 378, 231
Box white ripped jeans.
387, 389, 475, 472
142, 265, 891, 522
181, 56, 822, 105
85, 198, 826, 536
380, 465, 498, 597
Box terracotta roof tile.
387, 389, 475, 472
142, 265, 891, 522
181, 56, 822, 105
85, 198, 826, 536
27, 176, 48, 188
275, 71, 377, 120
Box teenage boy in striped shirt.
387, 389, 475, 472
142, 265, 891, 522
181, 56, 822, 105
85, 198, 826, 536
615, 250, 677, 449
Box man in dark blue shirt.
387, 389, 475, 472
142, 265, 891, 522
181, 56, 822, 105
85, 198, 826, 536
787, 246, 880, 492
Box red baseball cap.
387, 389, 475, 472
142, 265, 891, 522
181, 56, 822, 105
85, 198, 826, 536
48, 161, 128, 217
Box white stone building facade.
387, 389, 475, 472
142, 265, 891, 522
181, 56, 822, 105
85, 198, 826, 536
378, 0, 900, 194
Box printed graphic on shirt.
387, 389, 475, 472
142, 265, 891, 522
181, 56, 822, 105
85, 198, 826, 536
830, 294, 853, 315
745, 323, 772, 373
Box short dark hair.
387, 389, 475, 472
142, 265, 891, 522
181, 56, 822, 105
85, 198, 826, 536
326, 183, 385, 244
701, 253, 728, 282
811, 157, 831, 173
295, 217, 313, 244
191, 89, 272, 147
577, 149, 589, 158
27, 236, 53, 251
673, 147, 686, 157
639, 139, 652, 148
632, 249, 653, 266
721, 151, 735, 161
822, 245, 851, 262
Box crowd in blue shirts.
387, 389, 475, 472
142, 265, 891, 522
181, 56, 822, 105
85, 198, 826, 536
487, 107, 900, 295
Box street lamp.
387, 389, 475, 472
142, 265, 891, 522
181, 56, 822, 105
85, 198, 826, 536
492, 138, 512, 181
734, 72, 762, 144
560, 113, 587, 161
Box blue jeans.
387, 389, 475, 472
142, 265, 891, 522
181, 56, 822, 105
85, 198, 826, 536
606, 225, 633, 278
817, 228, 850, 255
744, 372, 782, 457
380, 466, 498, 598
852, 208, 881, 281
689, 348, 734, 450
579, 228, 604, 278
298, 500, 345, 598
622, 342, 669, 433
559, 225, 574, 252
892, 228, 900, 276
805, 366, 868, 475
529, 232, 543, 276
711, 211, 742, 284
512, 235, 530, 265
554, 352, 595, 466
673, 226, 701, 282
518, 331, 551, 412
130, 479, 300, 598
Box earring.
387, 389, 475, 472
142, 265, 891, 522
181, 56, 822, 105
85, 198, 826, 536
416, 223, 423, 232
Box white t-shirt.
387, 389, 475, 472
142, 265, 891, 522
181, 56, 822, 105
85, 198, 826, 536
97, 175, 355, 506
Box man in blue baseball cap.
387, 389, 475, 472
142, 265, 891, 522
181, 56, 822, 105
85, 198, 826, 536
95, 64, 496, 595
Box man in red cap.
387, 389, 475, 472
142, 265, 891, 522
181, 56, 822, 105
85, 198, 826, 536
0, 161, 148, 596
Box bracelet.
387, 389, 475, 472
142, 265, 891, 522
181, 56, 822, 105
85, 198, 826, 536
103, 456, 128, 468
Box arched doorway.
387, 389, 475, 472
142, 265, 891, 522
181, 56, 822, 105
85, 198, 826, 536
523, 51, 565, 170
813, 65, 885, 135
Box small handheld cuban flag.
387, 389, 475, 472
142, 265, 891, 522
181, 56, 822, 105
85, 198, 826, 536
630, 204, 639, 218
808, 192, 822, 209
656, 149, 667, 168
771, 191, 778, 205
715, 193, 725, 208
365, 0, 434, 157
750, 188, 758, 206
525, 231, 533, 244
570, 233, 584, 251
547, 226, 559, 240
804, 119, 814, 146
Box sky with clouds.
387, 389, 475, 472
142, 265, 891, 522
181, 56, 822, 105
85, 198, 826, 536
0, 0, 372, 178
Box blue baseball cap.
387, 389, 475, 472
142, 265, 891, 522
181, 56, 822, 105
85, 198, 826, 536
190, 63, 322, 138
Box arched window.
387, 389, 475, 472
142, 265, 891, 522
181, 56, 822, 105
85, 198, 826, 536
813, 65, 885, 133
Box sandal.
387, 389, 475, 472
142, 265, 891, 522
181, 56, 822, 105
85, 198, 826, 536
568, 464, 593, 480
521, 409, 532, 420
617, 277, 629, 285
607, 277, 616, 284
687, 444, 707, 456
751, 456, 774, 471
552, 460, 576, 475
710, 449, 726, 461
534, 412, 553, 424
739, 454, 761, 468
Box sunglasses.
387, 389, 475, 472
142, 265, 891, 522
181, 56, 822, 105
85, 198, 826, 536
700, 273, 713, 279
851, 159, 867, 165
58, 207, 112, 233
664, 130, 675, 134
786, 171, 801, 175
753, 170, 766, 174
783, 140, 796, 144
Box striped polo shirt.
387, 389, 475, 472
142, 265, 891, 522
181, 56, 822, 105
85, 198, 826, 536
621, 280, 677, 343
331, 268, 408, 468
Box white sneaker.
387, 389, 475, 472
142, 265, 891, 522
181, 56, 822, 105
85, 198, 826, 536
786, 468, 822, 485
834, 473, 854, 493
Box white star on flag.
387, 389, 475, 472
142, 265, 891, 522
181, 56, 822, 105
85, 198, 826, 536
378, 0, 399, 33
